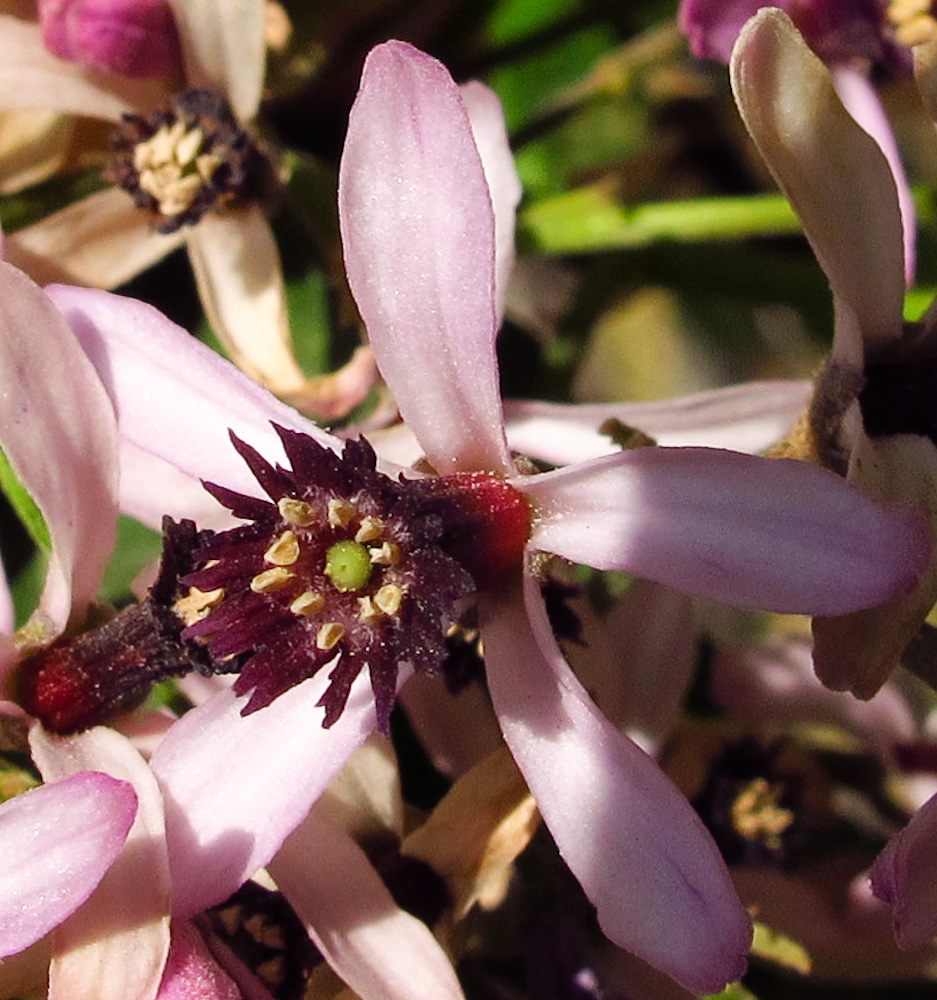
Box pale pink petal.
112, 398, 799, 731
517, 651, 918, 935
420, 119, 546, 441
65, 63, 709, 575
832, 66, 915, 286
481, 577, 751, 993
185, 208, 308, 396
730, 9, 904, 363
156, 921, 241, 1000
5, 189, 184, 289
118, 440, 234, 532
269, 810, 466, 1000
504, 380, 811, 465
339, 40, 512, 476
150, 668, 384, 916
0, 14, 164, 119
166, 0, 263, 121
400, 673, 503, 779
712, 638, 917, 759
319, 737, 404, 840
44, 282, 340, 500
0, 771, 136, 959
871, 791, 937, 949
568, 580, 696, 753
0, 263, 118, 630
459, 80, 521, 321
30, 726, 171, 1000
521, 446, 928, 615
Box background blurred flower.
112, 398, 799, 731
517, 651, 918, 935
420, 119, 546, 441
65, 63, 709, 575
730, 7, 937, 699
0, 0, 331, 411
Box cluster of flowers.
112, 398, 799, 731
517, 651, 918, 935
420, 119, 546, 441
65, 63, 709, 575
3, 1, 937, 997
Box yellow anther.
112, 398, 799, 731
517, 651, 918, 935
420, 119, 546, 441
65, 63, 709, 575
132, 119, 214, 216
730, 778, 794, 851
278, 496, 316, 526
316, 622, 345, 650
196, 151, 222, 183
328, 497, 358, 528
355, 515, 385, 543
174, 126, 205, 166
888, 0, 937, 44
289, 590, 325, 617
256, 955, 286, 987
374, 583, 403, 616
174, 586, 225, 625
264, 530, 300, 566
250, 566, 295, 593
369, 541, 399, 566
357, 595, 381, 625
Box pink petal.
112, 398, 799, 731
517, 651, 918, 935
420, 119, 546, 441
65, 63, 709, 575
166, 0, 264, 121
150, 669, 382, 916
339, 40, 511, 476
0, 264, 118, 630
269, 810, 466, 1000
481, 576, 751, 993
521, 446, 928, 615
504, 380, 811, 465
0, 771, 137, 959
44, 283, 340, 500
730, 9, 904, 362
459, 80, 521, 321
30, 726, 171, 1000
679, 0, 767, 61
156, 921, 242, 1000
871, 791, 937, 949
37, 0, 182, 79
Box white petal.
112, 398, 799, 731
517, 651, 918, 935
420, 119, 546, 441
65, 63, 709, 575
730, 9, 904, 359
5, 188, 185, 289
269, 810, 466, 1000
167, 0, 264, 121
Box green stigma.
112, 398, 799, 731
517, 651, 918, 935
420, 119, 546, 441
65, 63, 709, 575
325, 540, 373, 592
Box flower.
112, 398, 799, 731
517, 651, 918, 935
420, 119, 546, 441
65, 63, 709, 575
0, 0, 358, 413
680, 0, 917, 282
33, 38, 934, 995
729, 7, 937, 699
0, 260, 173, 997
0, 262, 458, 996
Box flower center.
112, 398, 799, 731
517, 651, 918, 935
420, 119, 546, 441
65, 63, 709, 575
17, 428, 533, 735
106, 89, 271, 233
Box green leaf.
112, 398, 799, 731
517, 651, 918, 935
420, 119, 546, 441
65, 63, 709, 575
751, 921, 812, 975
0, 447, 50, 552
97, 516, 163, 606
520, 187, 803, 253
701, 984, 760, 1000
